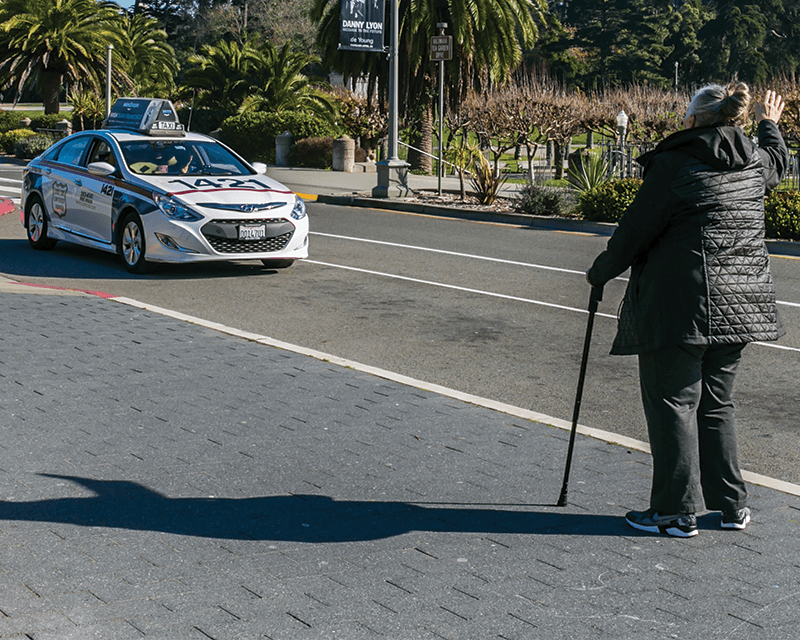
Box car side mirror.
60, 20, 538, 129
251, 162, 268, 174
87, 161, 116, 176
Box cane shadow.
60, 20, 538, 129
0, 475, 624, 541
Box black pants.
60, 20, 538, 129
638, 343, 747, 514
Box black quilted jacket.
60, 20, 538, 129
587, 120, 788, 355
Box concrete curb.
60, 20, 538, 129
316, 193, 618, 236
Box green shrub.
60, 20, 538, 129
765, 190, 800, 241
220, 111, 336, 163
0, 128, 36, 154
290, 137, 333, 169
0, 111, 38, 134
567, 149, 611, 194
469, 154, 507, 205
29, 114, 68, 131
514, 183, 573, 217
14, 134, 55, 159
578, 177, 643, 222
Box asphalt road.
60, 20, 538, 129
3, 169, 800, 486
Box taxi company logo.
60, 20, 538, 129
52, 182, 67, 217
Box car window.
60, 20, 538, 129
119, 140, 251, 176
87, 139, 117, 168
52, 136, 92, 166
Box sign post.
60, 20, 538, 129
431, 27, 451, 195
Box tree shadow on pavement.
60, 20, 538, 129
0, 475, 625, 541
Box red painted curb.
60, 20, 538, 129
0, 198, 15, 215
14, 281, 116, 299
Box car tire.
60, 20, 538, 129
261, 259, 294, 269
26, 195, 58, 250
118, 212, 154, 274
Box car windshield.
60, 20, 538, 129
118, 140, 251, 176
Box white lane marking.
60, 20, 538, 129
311, 232, 800, 310
311, 231, 588, 276
304, 258, 800, 354
304, 259, 618, 319
107, 294, 800, 499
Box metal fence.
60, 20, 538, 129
599, 142, 800, 189
785, 149, 800, 190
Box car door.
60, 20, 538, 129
68, 138, 117, 243
40, 135, 93, 236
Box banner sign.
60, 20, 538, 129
339, 0, 385, 51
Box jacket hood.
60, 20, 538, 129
638, 125, 756, 172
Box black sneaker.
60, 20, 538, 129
721, 507, 751, 530
625, 508, 698, 538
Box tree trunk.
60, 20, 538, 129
407, 100, 433, 175
42, 70, 62, 115
554, 142, 566, 180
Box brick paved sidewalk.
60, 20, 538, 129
1, 287, 799, 640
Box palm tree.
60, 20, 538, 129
123, 13, 178, 97
0, 0, 129, 113
310, 0, 546, 171
180, 39, 261, 114
241, 42, 336, 121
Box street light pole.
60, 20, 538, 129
674, 61, 679, 94
106, 45, 114, 118
387, 0, 399, 163
372, 0, 410, 198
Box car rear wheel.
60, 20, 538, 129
26, 196, 58, 250
261, 259, 295, 269
119, 212, 154, 274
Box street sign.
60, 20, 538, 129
430, 35, 452, 61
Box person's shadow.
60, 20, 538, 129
0, 475, 624, 541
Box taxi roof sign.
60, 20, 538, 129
104, 98, 185, 136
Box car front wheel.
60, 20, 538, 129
26, 196, 58, 250
118, 212, 154, 274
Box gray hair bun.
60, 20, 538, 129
686, 81, 751, 127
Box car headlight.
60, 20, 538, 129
291, 195, 307, 220
155, 194, 203, 222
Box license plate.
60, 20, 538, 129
239, 224, 266, 240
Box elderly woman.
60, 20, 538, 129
587, 83, 788, 537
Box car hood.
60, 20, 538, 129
135, 173, 296, 213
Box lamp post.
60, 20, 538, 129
616, 110, 628, 145
674, 61, 679, 94
372, 0, 410, 198
105, 45, 114, 118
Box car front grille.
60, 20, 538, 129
201, 218, 295, 254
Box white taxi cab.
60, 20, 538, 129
21, 98, 308, 273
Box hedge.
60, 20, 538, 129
290, 137, 333, 169
577, 179, 800, 242
0, 111, 37, 134
0, 128, 37, 154
765, 190, 800, 241
14, 134, 54, 159
220, 111, 336, 163
577, 178, 643, 222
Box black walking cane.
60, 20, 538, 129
557, 283, 604, 507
